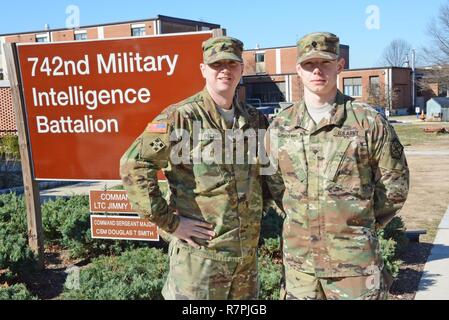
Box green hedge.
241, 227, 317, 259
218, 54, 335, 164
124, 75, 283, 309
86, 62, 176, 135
62, 248, 168, 300
61, 242, 283, 301
258, 237, 282, 300
0, 283, 37, 300
0, 193, 37, 276
377, 216, 409, 277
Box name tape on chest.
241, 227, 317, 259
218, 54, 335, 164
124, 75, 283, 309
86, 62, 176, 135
333, 129, 359, 138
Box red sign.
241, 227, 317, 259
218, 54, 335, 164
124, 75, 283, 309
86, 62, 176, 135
90, 215, 159, 241
89, 190, 135, 213
16, 32, 212, 180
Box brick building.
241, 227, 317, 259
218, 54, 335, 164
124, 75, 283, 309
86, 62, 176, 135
338, 67, 413, 115
0, 80, 15, 137
0, 15, 219, 80
1, 15, 444, 133
241, 44, 416, 115
0, 15, 220, 135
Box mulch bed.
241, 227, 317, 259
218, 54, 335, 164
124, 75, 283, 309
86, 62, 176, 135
389, 241, 433, 300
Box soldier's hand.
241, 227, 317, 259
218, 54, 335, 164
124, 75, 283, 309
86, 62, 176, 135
171, 213, 216, 249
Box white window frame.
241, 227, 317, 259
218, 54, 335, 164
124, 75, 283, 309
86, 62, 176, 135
255, 51, 266, 74
74, 30, 88, 41
131, 23, 146, 37
369, 76, 380, 96
255, 51, 265, 63
343, 77, 362, 97
36, 33, 50, 43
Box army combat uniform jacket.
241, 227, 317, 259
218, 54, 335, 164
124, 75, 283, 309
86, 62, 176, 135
266, 91, 409, 277
120, 88, 268, 261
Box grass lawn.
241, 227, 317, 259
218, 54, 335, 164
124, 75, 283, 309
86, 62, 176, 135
392, 121, 449, 147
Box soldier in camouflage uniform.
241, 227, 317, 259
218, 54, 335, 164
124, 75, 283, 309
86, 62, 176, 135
120, 36, 268, 300
265, 32, 410, 300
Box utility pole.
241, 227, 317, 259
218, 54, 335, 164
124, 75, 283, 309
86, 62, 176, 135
411, 49, 416, 113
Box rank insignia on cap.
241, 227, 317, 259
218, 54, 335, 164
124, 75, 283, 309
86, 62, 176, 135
146, 123, 167, 133
149, 138, 166, 152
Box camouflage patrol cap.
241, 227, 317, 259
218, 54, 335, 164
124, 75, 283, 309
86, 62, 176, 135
296, 32, 340, 64
202, 36, 244, 64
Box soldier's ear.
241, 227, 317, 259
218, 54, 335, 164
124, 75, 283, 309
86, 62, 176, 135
336, 58, 345, 74
296, 63, 303, 78
200, 63, 207, 78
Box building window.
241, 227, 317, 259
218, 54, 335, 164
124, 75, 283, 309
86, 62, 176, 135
255, 53, 265, 63
74, 31, 87, 41
439, 83, 448, 97
0, 69, 4, 80
344, 77, 362, 97
247, 82, 286, 103
36, 34, 49, 43
131, 24, 146, 37
369, 76, 380, 96
160, 21, 196, 34
255, 52, 265, 73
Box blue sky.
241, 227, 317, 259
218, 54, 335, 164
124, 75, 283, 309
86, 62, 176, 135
1, 0, 447, 68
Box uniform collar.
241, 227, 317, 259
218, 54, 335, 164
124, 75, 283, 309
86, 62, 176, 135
295, 90, 347, 132
200, 87, 250, 130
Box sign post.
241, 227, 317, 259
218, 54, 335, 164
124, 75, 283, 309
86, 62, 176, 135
4, 43, 44, 269
88, 190, 159, 241
14, 31, 213, 180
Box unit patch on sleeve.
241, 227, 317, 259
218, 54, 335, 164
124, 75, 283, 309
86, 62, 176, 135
390, 138, 404, 160
149, 138, 166, 153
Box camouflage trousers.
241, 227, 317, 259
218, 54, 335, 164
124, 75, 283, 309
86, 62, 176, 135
162, 240, 259, 300
280, 263, 393, 300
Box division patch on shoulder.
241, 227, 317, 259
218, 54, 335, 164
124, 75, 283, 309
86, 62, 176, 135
149, 138, 166, 153
390, 138, 404, 160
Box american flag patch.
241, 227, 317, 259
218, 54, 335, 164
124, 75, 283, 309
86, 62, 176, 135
146, 123, 167, 133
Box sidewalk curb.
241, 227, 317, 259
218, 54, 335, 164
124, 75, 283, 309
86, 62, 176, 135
0, 181, 76, 195
414, 205, 449, 300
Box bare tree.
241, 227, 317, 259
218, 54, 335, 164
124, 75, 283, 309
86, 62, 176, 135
367, 83, 399, 111
381, 39, 412, 67
421, 2, 449, 96
424, 3, 449, 65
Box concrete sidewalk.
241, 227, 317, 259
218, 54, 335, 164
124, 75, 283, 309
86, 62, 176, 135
414, 205, 449, 300
40, 180, 122, 202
